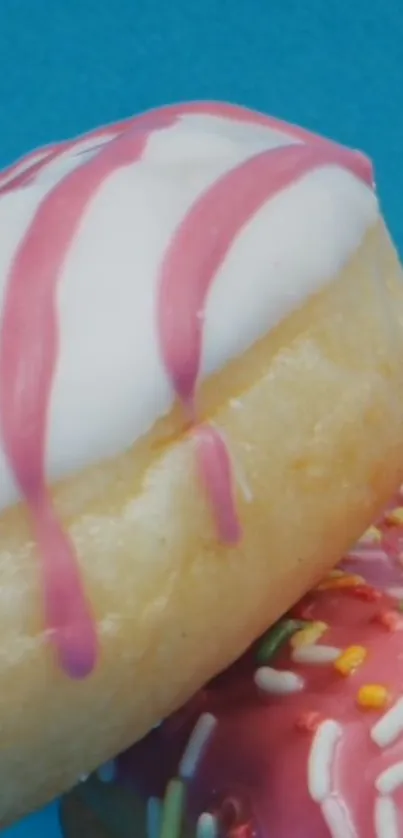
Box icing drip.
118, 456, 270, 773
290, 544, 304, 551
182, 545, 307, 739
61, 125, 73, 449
0, 113, 176, 677
0, 102, 374, 677
157, 138, 372, 542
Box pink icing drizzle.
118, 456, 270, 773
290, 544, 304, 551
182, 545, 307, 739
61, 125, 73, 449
0, 102, 374, 678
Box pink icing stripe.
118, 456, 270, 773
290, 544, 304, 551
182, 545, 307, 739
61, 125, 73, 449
158, 141, 368, 404
0, 102, 374, 678
0, 114, 176, 677
0, 101, 373, 193
195, 425, 241, 544
157, 141, 370, 540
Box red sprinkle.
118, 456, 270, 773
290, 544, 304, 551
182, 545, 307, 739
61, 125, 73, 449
373, 610, 403, 631
295, 711, 322, 733
228, 826, 254, 838
349, 585, 382, 603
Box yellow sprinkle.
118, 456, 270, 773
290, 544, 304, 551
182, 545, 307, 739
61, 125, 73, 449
317, 574, 365, 591
334, 645, 367, 676
357, 684, 390, 711
359, 525, 382, 544
385, 507, 403, 526
290, 621, 328, 649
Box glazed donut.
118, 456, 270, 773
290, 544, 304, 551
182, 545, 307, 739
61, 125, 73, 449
1, 100, 403, 825
65, 492, 403, 838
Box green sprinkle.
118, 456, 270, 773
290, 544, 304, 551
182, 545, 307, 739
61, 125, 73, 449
398, 600, 403, 613
256, 619, 307, 664
159, 778, 186, 838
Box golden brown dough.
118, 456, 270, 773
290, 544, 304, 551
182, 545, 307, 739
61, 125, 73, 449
1, 220, 403, 824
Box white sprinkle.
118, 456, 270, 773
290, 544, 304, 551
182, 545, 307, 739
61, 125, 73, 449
97, 760, 116, 783
254, 666, 304, 695
178, 713, 217, 780
146, 797, 162, 838
371, 697, 403, 748
376, 761, 403, 795
386, 586, 403, 599
78, 773, 89, 783
308, 720, 343, 803
291, 645, 341, 665
347, 548, 387, 562
374, 796, 399, 838
196, 812, 219, 838
321, 797, 358, 838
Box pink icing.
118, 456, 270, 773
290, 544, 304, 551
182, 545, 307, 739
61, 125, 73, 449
0, 102, 374, 679
113, 496, 403, 838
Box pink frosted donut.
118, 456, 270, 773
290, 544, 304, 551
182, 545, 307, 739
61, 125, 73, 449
68, 492, 403, 838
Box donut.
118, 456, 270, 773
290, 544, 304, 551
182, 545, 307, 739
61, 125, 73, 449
1, 100, 403, 824
65, 492, 403, 838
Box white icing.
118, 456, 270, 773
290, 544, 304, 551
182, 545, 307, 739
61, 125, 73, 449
0, 112, 378, 511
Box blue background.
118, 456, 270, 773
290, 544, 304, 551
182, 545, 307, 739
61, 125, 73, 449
0, 0, 402, 835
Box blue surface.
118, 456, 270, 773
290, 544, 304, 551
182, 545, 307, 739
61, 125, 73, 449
0, 0, 402, 835
3, 803, 62, 838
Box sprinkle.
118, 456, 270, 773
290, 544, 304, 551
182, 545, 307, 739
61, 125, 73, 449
226, 827, 252, 838
96, 760, 116, 783
321, 797, 357, 838
386, 587, 403, 600
178, 713, 217, 779
371, 697, 403, 747
290, 621, 328, 649
292, 601, 316, 621
374, 795, 399, 838
317, 573, 365, 591
373, 610, 403, 631
376, 761, 403, 794
357, 685, 390, 711
159, 779, 185, 838
295, 711, 322, 733
359, 525, 382, 544
347, 547, 388, 563
78, 773, 89, 783
334, 645, 367, 676
147, 797, 162, 838
385, 507, 403, 526
291, 645, 341, 665
196, 813, 219, 838
307, 719, 343, 803
349, 584, 382, 603
256, 619, 306, 663
254, 666, 304, 695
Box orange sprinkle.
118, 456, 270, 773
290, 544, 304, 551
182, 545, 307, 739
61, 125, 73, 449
357, 684, 390, 711
385, 507, 403, 526
334, 645, 367, 676
317, 573, 365, 591
295, 711, 322, 733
